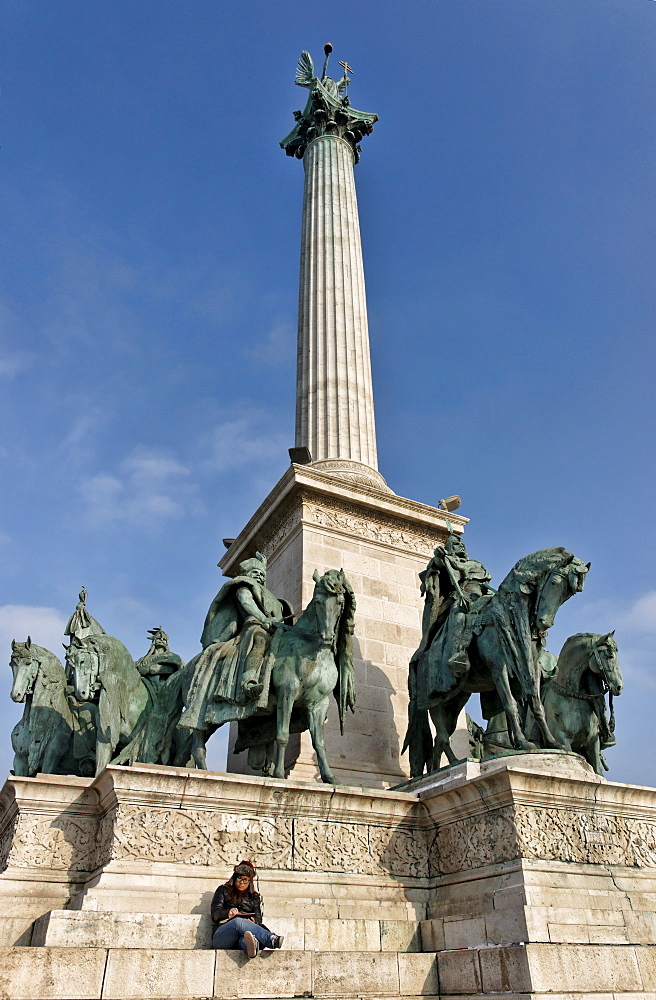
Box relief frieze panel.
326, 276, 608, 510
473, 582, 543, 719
369, 824, 430, 879
302, 501, 446, 556
434, 807, 519, 874
4, 812, 100, 872
4, 797, 656, 879
432, 804, 656, 873
293, 819, 374, 874
514, 805, 656, 868
109, 805, 294, 869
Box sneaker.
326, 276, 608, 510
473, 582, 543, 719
243, 930, 259, 958
272, 934, 284, 949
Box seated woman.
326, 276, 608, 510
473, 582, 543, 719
211, 860, 284, 958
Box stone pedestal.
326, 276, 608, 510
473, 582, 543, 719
1, 759, 656, 997
218, 462, 469, 786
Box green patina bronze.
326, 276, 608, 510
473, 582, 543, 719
280, 45, 378, 164
10, 637, 97, 777
541, 631, 621, 774
402, 537, 619, 778
65, 623, 191, 774
8, 590, 191, 777
180, 554, 356, 783
7, 566, 356, 784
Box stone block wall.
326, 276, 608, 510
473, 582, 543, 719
2, 760, 656, 995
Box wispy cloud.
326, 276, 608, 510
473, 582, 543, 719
245, 317, 295, 367
572, 589, 656, 693
81, 447, 200, 528
621, 590, 656, 633
0, 352, 33, 378
199, 406, 290, 475
0, 605, 67, 657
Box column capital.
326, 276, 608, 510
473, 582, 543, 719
280, 50, 378, 165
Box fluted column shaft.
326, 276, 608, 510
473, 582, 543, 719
296, 135, 379, 471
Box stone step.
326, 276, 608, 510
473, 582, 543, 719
30, 909, 424, 952
0, 946, 439, 999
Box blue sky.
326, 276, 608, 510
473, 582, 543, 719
1, 1, 654, 784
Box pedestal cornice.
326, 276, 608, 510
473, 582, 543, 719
218, 464, 467, 577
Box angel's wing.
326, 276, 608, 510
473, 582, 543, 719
295, 50, 314, 88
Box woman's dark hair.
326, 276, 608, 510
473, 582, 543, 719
223, 863, 260, 905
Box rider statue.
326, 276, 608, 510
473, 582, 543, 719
179, 552, 293, 739
412, 529, 495, 681
136, 627, 184, 682
64, 586, 105, 641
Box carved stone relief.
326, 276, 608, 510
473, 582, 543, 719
369, 824, 430, 879
434, 808, 519, 874
4, 812, 100, 872
433, 805, 656, 873
5, 798, 656, 881
108, 805, 294, 869
514, 806, 656, 868
260, 507, 303, 558
293, 819, 374, 874
0, 813, 18, 874
106, 807, 428, 878
303, 501, 446, 557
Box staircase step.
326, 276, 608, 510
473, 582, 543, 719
0, 946, 439, 999
31, 910, 423, 952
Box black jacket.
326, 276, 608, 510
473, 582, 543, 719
211, 885, 264, 927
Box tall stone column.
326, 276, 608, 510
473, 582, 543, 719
222, 48, 468, 786
297, 135, 379, 478
282, 46, 386, 491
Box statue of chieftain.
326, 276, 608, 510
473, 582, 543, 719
179, 554, 355, 782
412, 529, 495, 682
404, 537, 593, 778
178, 553, 293, 760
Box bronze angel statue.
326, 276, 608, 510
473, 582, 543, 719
294, 44, 350, 101
280, 44, 377, 163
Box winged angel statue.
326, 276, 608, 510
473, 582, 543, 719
280, 44, 378, 163
295, 45, 350, 101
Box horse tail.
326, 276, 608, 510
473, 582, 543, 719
402, 701, 433, 779
335, 583, 356, 734
490, 592, 536, 695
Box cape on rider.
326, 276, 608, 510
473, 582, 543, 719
412, 530, 495, 686
179, 552, 293, 737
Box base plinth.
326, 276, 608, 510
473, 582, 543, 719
0, 759, 655, 997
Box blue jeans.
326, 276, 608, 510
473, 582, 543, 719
212, 917, 276, 952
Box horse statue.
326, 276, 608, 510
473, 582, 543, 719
542, 632, 622, 774
65, 631, 190, 774
405, 547, 590, 777
180, 568, 356, 784
10, 637, 96, 777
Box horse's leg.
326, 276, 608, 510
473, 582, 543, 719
542, 692, 573, 752
273, 672, 299, 780
493, 664, 536, 752
530, 691, 563, 750
429, 701, 458, 768
584, 732, 604, 775
41, 730, 71, 774
95, 736, 113, 776
191, 728, 208, 770
306, 695, 336, 784
12, 753, 28, 777
262, 742, 276, 777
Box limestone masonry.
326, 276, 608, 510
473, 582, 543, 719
1, 43, 653, 1000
